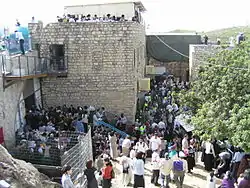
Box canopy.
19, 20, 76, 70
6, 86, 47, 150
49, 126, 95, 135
175, 114, 195, 132
147, 34, 202, 62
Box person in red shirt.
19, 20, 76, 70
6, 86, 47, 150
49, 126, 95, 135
102, 158, 114, 188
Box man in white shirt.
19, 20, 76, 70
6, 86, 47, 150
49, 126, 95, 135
135, 139, 148, 154
150, 133, 162, 152
160, 153, 173, 188
130, 146, 136, 159
182, 134, 189, 151
132, 153, 145, 188
15, 30, 25, 55
135, 139, 148, 162
122, 136, 131, 157
151, 150, 161, 186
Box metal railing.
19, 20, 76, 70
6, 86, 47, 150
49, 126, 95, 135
1, 55, 68, 78
10, 131, 82, 166
97, 121, 128, 137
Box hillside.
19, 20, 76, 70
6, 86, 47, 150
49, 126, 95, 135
205, 26, 250, 42
169, 26, 250, 43
168, 29, 197, 33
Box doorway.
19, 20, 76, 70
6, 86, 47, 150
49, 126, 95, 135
24, 94, 36, 110
49, 44, 65, 71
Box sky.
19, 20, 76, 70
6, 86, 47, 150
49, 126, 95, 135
0, 0, 250, 32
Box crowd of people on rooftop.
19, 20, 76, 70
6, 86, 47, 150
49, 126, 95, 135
57, 14, 139, 23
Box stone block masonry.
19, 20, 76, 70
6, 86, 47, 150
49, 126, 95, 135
189, 45, 222, 80
148, 57, 189, 81
29, 22, 146, 120
0, 57, 25, 147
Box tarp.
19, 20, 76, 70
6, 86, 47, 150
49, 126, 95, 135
147, 34, 202, 62
174, 114, 195, 132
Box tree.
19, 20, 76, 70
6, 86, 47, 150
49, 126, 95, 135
179, 42, 250, 151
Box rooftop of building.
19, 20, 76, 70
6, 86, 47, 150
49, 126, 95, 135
65, 0, 146, 12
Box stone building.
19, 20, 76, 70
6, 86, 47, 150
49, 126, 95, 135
189, 45, 221, 80
29, 21, 146, 120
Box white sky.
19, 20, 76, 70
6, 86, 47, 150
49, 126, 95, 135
1, 0, 250, 32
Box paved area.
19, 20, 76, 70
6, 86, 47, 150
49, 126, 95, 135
110, 157, 222, 188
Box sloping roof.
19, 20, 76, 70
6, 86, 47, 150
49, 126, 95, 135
65, 0, 146, 11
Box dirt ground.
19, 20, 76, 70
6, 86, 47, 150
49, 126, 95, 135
110, 156, 222, 188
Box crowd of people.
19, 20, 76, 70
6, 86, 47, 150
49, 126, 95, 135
12, 105, 112, 166
77, 75, 250, 188
57, 14, 139, 23
12, 74, 250, 188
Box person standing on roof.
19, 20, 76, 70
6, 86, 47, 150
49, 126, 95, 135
15, 30, 25, 55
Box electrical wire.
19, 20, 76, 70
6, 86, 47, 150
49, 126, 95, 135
154, 35, 189, 58
154, 35, 249, 71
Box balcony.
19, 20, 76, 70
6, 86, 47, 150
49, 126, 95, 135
1, 54, 68, 82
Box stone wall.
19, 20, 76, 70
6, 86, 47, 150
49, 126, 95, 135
148, 57, 189, 81
0, 51, 42, 148
29, 22, 146, 120
189, 45, 222, 80
0, 56, 24, 147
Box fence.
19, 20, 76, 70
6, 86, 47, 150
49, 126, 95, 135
10, 129, 92, 187
61, 129, 93, 187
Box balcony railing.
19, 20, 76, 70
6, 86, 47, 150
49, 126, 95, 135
1, 55, 68, 80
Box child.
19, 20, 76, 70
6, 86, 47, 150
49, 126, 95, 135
207, 171, 216, 188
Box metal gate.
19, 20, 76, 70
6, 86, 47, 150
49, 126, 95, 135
61, 129, 93, 187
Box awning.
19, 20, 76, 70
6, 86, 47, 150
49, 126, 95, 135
175, 114, 195, 132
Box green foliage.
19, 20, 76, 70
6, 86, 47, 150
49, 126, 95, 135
179, 42, 250, 151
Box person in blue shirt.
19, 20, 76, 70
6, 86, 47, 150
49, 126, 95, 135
76, 118, 85, 133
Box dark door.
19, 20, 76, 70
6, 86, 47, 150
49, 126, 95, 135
49, 44, 65, 70
186, 69, 189, 82
24, 93, 36, 110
